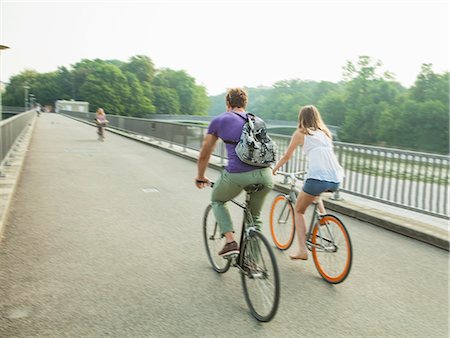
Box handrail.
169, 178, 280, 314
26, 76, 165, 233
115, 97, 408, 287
0, 110, 36, 169
60, 111, 449, 219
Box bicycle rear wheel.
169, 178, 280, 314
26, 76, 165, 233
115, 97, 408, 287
311, 214, 352, 284
203, 204, 231, 273
240, 230, 280, 322
269, 194, 295, 250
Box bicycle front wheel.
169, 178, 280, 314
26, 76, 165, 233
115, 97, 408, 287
240, 230, 280, 322
269, 194, 295, 250
203, 204, 231, 273
311, 214, 352, 284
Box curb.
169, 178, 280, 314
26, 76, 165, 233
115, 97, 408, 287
63, 115, 450, 251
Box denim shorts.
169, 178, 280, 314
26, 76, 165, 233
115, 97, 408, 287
303, 179, 339, 196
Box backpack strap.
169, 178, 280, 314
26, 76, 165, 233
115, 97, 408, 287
223, 111, 251, 144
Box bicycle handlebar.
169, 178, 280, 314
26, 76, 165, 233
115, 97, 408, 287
196, 179, 214, 187
276, 171, 306, 180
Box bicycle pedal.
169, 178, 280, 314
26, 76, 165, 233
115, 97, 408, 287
223, 253, 238, 260
251, 272, 264, 278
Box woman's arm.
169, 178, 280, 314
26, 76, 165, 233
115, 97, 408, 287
196, 134, 218, 188
272, 130, 304, 174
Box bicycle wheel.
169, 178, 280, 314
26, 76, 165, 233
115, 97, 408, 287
203, 204, 231, 273
311, 214, 352, 284
240, 230, 280, 322
269, 194, 295, 250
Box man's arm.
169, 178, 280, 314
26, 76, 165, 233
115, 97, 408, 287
196, 133, 218, 188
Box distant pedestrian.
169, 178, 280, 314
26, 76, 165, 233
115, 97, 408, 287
95, 108, 108, 141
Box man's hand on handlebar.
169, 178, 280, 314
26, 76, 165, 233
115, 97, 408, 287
195, 177, 211, 189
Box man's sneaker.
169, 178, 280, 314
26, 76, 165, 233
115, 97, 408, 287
218, 241, 239, 257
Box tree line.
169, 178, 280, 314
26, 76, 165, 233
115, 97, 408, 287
210, 56, 449, 155
3, 55, 448, 154
2, 55, 210, 117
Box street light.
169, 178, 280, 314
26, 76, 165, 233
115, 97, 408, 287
1, 44, 10, 176
23, 85, 30, 110
29, 94, 35, 109
0, 45, 11, 119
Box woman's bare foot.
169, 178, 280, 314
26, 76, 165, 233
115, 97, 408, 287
289, 252, 308, 260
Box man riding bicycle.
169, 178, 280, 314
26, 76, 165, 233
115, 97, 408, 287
195, 88, 274, 257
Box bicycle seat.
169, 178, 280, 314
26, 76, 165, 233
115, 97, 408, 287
244, 184, 265, 194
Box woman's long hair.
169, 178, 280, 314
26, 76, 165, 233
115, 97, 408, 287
298, 105, 332, 139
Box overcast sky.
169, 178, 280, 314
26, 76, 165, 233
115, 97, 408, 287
1, 0, 449, 95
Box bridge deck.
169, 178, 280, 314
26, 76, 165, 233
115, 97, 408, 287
0, 114, 448, 336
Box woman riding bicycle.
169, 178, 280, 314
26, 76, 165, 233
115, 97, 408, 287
272, 105, 344, 261
95, 108, 108, 141
195, 88, 274, 257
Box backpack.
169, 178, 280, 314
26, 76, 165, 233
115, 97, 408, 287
226, 112, 277, 167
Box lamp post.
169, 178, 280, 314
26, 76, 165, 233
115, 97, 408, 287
0, 45, 10, 119
29, 94, 35, 110
23, 85, 30, 111
1, 45, 10, 176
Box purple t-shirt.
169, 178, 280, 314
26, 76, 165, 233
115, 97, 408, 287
207, 111, 259, 173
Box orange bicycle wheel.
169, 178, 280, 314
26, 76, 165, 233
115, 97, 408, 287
269, 194, 295, 250
311, 214, 352, 284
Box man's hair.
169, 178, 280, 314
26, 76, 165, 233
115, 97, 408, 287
226, 88, 248, 109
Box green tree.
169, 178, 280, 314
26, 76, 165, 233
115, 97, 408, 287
338, 56, 402, 144
153, 68, 208, 115
152, 86, 180, 114
121, 55, 156, 84
192, 85, 210, 116
123, 71, 155, 117
317, 92, 346, 126
32, 72, 62, 105
3, 70, 40, 107
379, 65, 449, 153
78, 62, 130, 115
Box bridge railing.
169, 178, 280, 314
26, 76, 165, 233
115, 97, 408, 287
0, 110, 36, 171
61, 111, 449, 219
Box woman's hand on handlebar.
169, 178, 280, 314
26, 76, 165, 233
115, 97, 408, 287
272, 166, 279, 176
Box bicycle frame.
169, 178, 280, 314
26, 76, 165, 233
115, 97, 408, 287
227, 196, 261, 273
277, 172, 338, 253
306, 202, 341, 253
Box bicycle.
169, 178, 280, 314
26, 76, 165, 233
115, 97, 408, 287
95, 120, 108, 142
269, 171, 352, 284
202, 181, 280, 322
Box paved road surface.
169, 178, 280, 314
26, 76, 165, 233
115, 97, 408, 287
0, 114, 448, 337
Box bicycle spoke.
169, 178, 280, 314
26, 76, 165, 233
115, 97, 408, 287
311, 215, 352, 284
241, 231, 280, 322
270, 195, 295, 250
203, 205, 231, 273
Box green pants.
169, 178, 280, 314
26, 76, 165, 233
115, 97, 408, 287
211, 168, 274, 235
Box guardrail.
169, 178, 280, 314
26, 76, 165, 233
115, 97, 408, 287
1, 106, 27, 121
62, 111, 449, 219
0, 110, 36, 172
2, 106, 26, 113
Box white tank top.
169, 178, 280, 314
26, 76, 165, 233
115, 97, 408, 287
303, 130, 344, 183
